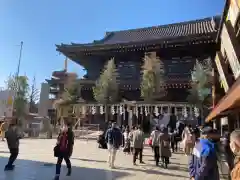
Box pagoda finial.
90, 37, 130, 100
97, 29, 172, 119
64, 57, 68, 71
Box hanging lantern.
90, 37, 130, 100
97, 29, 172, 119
154, 106, 159, 116
119, 105, 124, 115
91, 106, 96, 115
194, 107, 200, 117
183, 106, 188, 118
100, 105, 104, 115
111, 105, 115, 115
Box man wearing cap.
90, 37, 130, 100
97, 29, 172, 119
188, 126, 220, 180
105, 122, 122, 169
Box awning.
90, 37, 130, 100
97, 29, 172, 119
206, 76, 240, 122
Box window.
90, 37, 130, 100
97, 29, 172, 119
117, 61, 140, 80
165, 58, 194, 76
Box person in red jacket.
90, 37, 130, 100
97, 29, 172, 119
54, 123, 74, 180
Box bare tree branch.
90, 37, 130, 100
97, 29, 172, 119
29, 76, 39, 113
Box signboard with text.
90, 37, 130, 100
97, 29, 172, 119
0, 90, 14, 117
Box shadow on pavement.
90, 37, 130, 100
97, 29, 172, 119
118, 166, 188, 178
168, 165, 189, 172
0, 156, 131, 180
169, 161, 188, 166
0, 151, 9, 154
142, 154, 153, 157
172, 151, 184, 155
147, 157, 178, 162
71, 157, 107, 163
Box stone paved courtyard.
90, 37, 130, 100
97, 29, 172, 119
0, 139, 190, 180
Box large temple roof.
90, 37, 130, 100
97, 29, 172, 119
56, 16, 220, 53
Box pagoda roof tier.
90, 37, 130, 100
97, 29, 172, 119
46, 78, 63, 85
50, 70, 77, 78
51, 70, 68, 78
56, 16, 220, 57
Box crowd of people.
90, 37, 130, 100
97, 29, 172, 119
1, 118, 240, 180
99, 122, 240, 180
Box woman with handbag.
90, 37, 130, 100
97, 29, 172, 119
159, 127, 171, 168
54, 123, 74, 180
182, 125, 194, 155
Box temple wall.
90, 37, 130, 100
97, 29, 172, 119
39, 83, 50, 117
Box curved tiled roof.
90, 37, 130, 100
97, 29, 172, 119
101, 17, 219, 45
57, 16, 220, 51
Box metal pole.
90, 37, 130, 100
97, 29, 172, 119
16, 41, 23, 78
14, 42, 23, 121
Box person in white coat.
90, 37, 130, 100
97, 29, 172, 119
150, 126, 161, 166
182, 125, 194, 155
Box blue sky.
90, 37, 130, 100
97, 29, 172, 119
0, 0, 225, 89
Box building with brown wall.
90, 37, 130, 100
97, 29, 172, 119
206, 0, 240, 130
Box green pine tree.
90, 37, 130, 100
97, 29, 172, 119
93, 58, 119, 121
5, 74, 29, 125
141, 53, 165, 102
188, 59, 213, 119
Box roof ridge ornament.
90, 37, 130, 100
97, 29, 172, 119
211, 17, 217, 30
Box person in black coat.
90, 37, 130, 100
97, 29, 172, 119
54, 123, 74, 180
98, 130, 108, 149
4, 121, 22, 171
